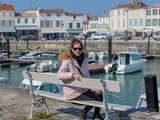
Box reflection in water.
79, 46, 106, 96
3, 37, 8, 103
0, 59, 160, 107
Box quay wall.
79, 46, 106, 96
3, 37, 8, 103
10, 40, 160, 54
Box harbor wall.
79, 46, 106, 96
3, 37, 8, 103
10, 40, 160, 54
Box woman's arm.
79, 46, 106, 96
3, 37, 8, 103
57, 60, 73, 80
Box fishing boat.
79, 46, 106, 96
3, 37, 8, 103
104, 47, 144, 74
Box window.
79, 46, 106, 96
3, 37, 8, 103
51, 21, 53, 27
9, 11, 13, 17
117, 10, 120, 16
32, 18, 35, 24
45, 20, 50, 28
146, 10, 151, 15
140, 19, 143, 26
17, 18, 20, 24
129, 19, 132, 26
61, 21, 64, 27
56, 20, 60, 28
135, 19, 137, 26
2, 11, 7, 17
69, 23, 73, 28
25, 18, 28, 24
46, 13, 51, 17
56, 13, 61, 17
2, 20, 5, 26
146, 19, 151, 26
152, 19, 158, 26
40, 21, 44, 27
77, 23, 80, 28
123, 10, 125, 16
153, 9, 157, 15
9, 20, 12, 26
123, 20, 125, 28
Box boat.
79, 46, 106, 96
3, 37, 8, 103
104, 47, 144, 74
136, 87, 160, 110
88, 51, 98, 60
19, 48, 44, 62
0, 77, 7, 84
19, 71, 43, 89
30, 53, 61, 72
19, 70, 60, 93
98, 51, 108, 60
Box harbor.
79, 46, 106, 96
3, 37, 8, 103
0, 55, 160, 119
1, 0, 160, 119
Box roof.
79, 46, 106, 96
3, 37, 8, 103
15, 12, 37, 17
112, 2, 148, 10
39, 8, 65, 13
0, 3, 14, 11
147, 3, 160, 9
65, 12, 84, 16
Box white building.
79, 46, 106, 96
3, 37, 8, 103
145, 3, 160, 32
128, 8, 146, 33
110, 0, 147, 33
97, 12, 110, 33
15, 10, 39, 37
65, 12, 84, 38
0, 3, 15, 37
83, 16, 99, 34
39, 9, 66, 40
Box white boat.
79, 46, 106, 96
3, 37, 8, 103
104, 48, 144, 74
136, 87, 160, 110
98, 51, 108, 60
30, 54, 61, 72
0, 77, 7, 84
19, 49, 44, 62
19, 71, 43, 89
88, 51, 98, 60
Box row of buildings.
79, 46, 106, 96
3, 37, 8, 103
0, 0, 160, 40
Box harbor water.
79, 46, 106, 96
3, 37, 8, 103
0, 58, 160, 107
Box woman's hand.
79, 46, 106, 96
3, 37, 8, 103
72, 73, 82, 81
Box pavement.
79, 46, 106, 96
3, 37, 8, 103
1, 85, 160, 120
0, 85, 80, 120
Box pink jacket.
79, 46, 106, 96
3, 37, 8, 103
57, 57, 89, 100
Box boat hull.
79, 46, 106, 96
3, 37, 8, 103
105, 60, 144, 74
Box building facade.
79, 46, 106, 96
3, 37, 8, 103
109, 0, 147, 33
145, 4, 160, 32
15, 10, 39, 37
0, 3, 15, 37
97, 12, 110, 33
83, 17, 99, 34
65, 12, 84, 38
39, 9, 66, 40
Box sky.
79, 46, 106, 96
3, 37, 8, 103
1, 0, 160, 16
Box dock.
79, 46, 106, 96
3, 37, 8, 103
89, 64, 105, 74
0, 59, 34, 67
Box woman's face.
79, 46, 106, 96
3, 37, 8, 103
71, 42, 83, 57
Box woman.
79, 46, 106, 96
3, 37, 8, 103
57, 39, 103, 120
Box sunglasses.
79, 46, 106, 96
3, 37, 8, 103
73, 47, 83, 51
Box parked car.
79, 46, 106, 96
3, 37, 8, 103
21, 35, 37, 41
153, 31, 160, 41
86, 31, 96, 38
90, 33, 107, 40
113, 34, 125, 40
